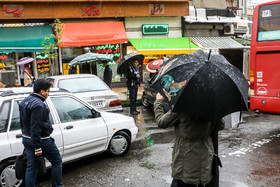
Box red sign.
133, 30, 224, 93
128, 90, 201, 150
37, 59, 49, 64
0, 55, 8, 60
82, 5, 100, 16
149, 4, 164, 15
3, 5, 24, 17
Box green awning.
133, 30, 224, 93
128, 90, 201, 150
129, 37, 200, 55
0, 26, 55, 52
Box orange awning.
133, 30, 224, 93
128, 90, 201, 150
59, 22, 128, 47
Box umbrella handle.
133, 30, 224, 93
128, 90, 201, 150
206, 50, 212, 63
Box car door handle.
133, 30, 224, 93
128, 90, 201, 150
65, 125, 73, 130
16, 134, 22, 138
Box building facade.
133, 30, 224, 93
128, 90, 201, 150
0, 0, 190, 86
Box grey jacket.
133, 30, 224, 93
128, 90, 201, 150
154, 99, 224, 185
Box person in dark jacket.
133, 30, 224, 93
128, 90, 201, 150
19, 79, 62, 187
154, 93, 224, 187
126, 59, 140, 115
102, 61, 112, 88
69, 65, 77, 74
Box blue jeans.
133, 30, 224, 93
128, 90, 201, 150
22, 137, 62, 187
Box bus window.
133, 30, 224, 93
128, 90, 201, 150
258, 3, 280, 41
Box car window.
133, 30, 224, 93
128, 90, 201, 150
46, 78, 55, 88
50, 96, 94, 123
10, 100, 54, 131
0, 101, 11, 133
58, 77, 108, 93
10, 100, 21, 131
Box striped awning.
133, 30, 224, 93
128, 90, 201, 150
190, 36, 248, 50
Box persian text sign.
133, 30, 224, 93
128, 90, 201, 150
37, 59, 50, 73
142, 24, 169, 35
149, 4, 164, 15
82, 4, 100, 16
3, 5, 24, 17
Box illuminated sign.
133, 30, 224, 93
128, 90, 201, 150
96, 44, 121, 67
142, 24, 169, 35
0, 55, 8, 60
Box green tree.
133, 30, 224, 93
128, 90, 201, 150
42, 18, 65, 59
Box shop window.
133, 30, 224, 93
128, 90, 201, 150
61, 44, 122, 82
36, 53, 50, 78
0, 52, 18, 86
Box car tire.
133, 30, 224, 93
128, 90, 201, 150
0, 159, 24, 187
107, 131, 131, 157
142, 94, 151, 108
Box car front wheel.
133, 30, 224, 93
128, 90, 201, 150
142, 94, 151, 108
107, 131, 131, 157
0, 160, 23, 187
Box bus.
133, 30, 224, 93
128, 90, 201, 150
249, 0, 280, 113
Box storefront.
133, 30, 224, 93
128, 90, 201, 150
59, 21, 128, 82
0, 0, 189, 85
129, 37, 200, 55
0, 25, 55, 86
124, 16, 200, 81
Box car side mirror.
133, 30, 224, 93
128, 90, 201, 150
92, 110, 101, 118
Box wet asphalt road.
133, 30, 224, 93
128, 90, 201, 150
37, 107, 280, 187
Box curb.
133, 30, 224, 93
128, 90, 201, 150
121, 99, 142, 107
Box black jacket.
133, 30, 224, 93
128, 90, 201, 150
103, 66, 112, 88
126, 66, 140, 87
19, 93, 53, 151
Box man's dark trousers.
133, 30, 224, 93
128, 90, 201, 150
22, 137, 62, 187
128, 85, 138, 112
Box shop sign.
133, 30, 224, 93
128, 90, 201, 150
0, 55, 8, 60
36, 53, 50, 77
3, 5, 24, 17
142, 24, 169, 35
82, 4, 100, 16
37, 59, 50, 73
96, 44, 121, 68
149, 4, 164, 15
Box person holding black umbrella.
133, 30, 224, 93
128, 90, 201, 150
154, 93, 224, 187
126, 59, 141, 115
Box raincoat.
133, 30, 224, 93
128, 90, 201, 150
154, 99, 224, 185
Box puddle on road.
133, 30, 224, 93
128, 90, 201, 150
223, 133, 280, 158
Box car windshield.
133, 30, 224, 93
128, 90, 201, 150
58, 77, 108, 93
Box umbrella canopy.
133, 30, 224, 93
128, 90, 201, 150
146, 59, 163, 73
16, 57, 34, 66
151, 50, 249, 122
69, 52, 113, 66
117, 53, 144, 74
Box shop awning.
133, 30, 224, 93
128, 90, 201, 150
0, 26, 55, 52
59, 22, 128, 47
190, 37, 248, 49
129, 37, 200, 55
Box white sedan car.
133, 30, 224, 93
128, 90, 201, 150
46, 74, 122, 112
0, 88, 138, 187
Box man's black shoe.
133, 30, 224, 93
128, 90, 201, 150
130, 111, 139, 115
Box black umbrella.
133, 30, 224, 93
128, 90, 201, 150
151, 50, 249, 122
117, 53, 144, 74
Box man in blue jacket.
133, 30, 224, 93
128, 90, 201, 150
19, 79, 62, 187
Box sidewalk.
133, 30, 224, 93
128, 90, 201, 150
112, 84, 144, 106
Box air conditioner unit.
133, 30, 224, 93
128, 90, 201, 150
224, 24, 234, 35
